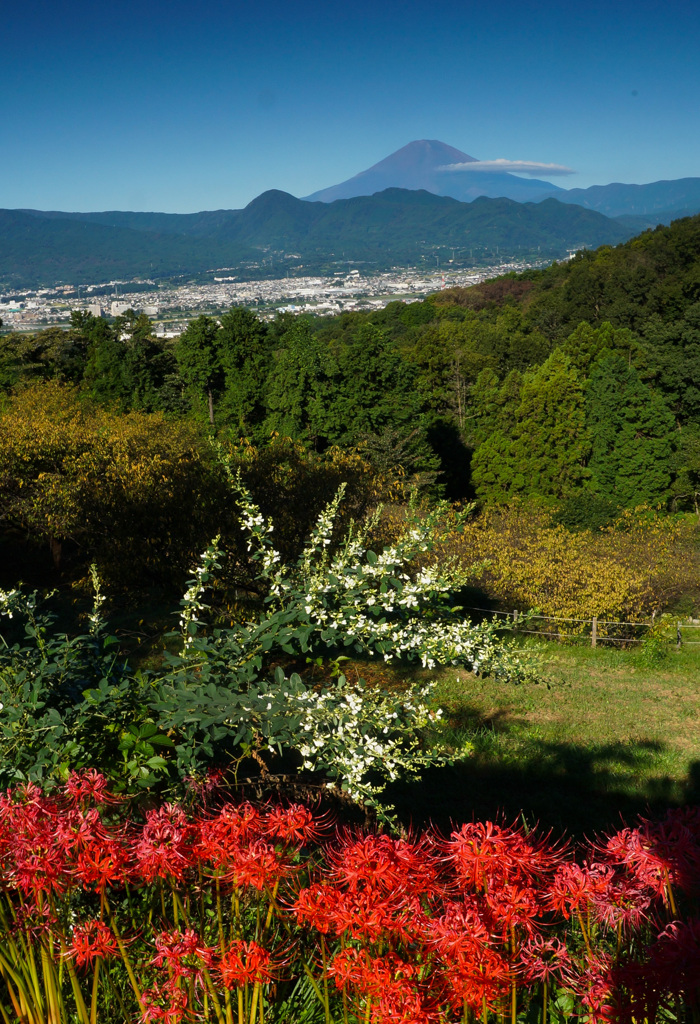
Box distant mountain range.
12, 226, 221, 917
1, 188, 636, 289
306, 140, 700, 223
3, 138, 699, 289
545, 178, 700, 226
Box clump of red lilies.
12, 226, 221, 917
0, 771, 697, 1024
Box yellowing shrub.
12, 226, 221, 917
438, 502, 698, 622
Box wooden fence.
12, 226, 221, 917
464, 606, 700, 648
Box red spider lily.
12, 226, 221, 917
11, 835, 70, 898
1, 782, 55, 822
485, 881, 541, 937
328, 947, 372, 990
590, 877, 651, 931
600, 827, 677, 900
55, 806, 132, 891
546, 861, 613, 918
0, 786, 70, 896
639, 807, 700, 895
225, 839, 291, 891
294, 880, 425, 944
441, 944, 512, 1012
309, 832, 441, 945
443, 820, 555, 893
64, 770, 119, 806
579, 954, 616, 1024
140, 981, 189, 1024
151, 929, 216, 981
328, 948, 430, 1022
265, 803, 320, 845
2, 781, 700, 1022
337, 949, 421, 991
73, 833, 132, 890
326, 888, 416, 943
327, 832, 439, 898
292, 883, 337, 934
217, 940, 274, 988
517, 935, 573, 985
426, 898, 491, 958
12, 899, 58, 941
194, 802, 263, 867
134, 804, 194, 883
54, 807, 106, 851
372, 977, 437, 1024
597, 809, 700, 917
66, 919, 119, 967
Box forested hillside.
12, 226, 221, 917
1, 189, 633, 287
2, 213, 700, 605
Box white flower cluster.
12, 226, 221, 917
295, 690, 444, 810
0, 590, 20, 621
87, 564, 106, 636
233, 479, 521, 681
179, 535, 222, 648
271, 675, 455, 816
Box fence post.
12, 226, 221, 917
677, 623, 682, 651
591, 616, 597, 648
513, 609, 518, 625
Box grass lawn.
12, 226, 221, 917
382, 641, 700, 840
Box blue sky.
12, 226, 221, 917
3, 0, 699, 211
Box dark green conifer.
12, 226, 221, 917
586, 352, 676, 507
264, 318, 335, 445
472, 350, 590, 503
218, 308, 270, 438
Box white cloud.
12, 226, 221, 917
439, 159, 576, 177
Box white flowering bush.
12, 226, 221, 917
0, 473, 533, 819
154, 475, 532, 817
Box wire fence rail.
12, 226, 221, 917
464, 605, 700, 648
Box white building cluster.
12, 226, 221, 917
0, 259, 546, 334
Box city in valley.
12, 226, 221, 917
0, 259, 551, 335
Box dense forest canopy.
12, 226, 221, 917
3, 212, 700, 595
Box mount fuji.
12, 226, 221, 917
304, 140, 564, 204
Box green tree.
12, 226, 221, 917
83, 329, 128, 407
83, 312, 173, 413
0, 325, 88, 388
218, 308, 270, 437
264, 318, 334, 444
561, 320, 642, 377
586, 352, 676, 508
404, 319, 497, 429
643, 303, 700, 426
175, 315, 223, 425
472, 350, 590, 503
470, 367, 523, 445
330, 323, 420, 440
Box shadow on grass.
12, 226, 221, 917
385, 728, 700, 840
